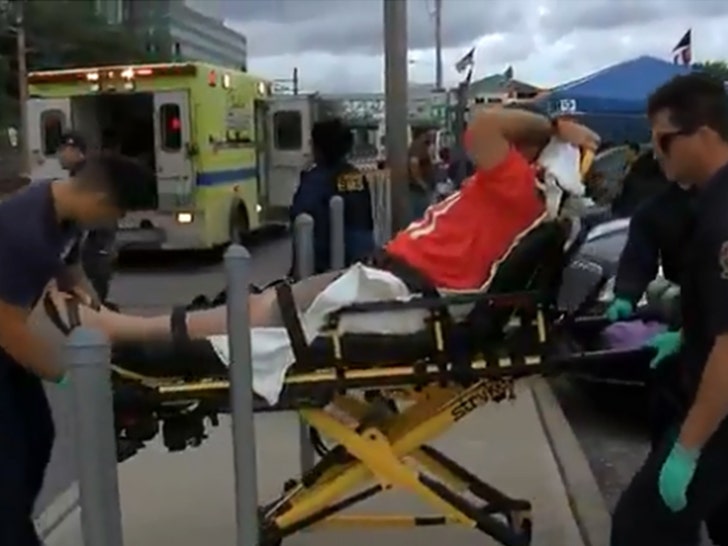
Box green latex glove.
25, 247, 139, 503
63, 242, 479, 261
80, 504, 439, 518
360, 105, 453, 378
658, 442, 699, 512
55, 374, 69, 387
646, 331, 682, 369
605, 298, 633, 321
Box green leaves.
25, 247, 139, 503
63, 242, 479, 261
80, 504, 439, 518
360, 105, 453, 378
693, 60, 728, 82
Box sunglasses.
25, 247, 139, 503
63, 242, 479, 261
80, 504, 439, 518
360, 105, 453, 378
655, 128, 696, 155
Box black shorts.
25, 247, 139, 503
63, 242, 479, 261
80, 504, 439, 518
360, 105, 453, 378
364, 249, 438, 297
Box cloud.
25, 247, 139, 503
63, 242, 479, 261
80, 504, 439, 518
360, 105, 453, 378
222, 0, 728, 92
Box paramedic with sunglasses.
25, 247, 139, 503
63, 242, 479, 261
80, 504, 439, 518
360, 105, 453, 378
611, 73, 728, 546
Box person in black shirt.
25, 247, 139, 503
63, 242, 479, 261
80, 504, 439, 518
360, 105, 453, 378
607, 182, 695, 321
611, 73, 728, 546
612, 149, 671, 217
58, 132, 118, 301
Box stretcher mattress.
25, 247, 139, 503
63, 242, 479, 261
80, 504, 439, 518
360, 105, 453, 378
209, 264, 432, 404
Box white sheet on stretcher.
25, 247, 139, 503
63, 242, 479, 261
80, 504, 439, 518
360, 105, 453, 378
208, 139, 585, 405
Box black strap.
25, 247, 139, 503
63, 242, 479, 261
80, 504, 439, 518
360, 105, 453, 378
43, 293, 83, 335
274, 283, 310, 365
171, 306, 190, 345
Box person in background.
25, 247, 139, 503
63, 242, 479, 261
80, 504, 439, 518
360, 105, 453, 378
57, 131, 86, 174
606, 177, 694, 323
407, 131, 436, 221
58, 132, 118, 302
612, 148, 670, 217
290, 119, 374, 274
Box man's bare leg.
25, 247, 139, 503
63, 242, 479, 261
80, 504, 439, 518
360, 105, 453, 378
46, 271, 342, 343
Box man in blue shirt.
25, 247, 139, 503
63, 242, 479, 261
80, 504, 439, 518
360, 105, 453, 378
611, 73, 728, 546
0, 154, 153, 545
290, 119, 374, 274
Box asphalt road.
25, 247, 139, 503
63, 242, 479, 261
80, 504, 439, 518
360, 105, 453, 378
39, 234, 653, 524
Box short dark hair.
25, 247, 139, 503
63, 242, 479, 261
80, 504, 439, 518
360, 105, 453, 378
311, 118, 352, 165
72, 153, 154, 210
647, 73, 728, 140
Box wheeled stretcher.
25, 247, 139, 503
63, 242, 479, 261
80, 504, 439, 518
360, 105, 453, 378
106, 220, 612, 546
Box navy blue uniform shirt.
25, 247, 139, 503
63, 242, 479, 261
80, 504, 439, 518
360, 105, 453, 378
680, 160, 728, 400
290, 161, 374, 273
614, 184, 695, 303
0, 181, 81, 375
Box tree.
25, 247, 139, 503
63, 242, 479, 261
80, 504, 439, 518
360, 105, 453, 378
693, 60, 728, 82
0, 0, 166, 122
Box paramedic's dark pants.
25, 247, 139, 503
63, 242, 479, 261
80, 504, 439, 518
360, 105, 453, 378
0, 369, 55, 546
611, 358, 728, 545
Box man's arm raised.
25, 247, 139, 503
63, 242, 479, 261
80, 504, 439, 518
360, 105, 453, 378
466, 107, 553, 171
467, 108, 601, 172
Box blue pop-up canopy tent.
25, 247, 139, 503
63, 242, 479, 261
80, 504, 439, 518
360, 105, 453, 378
546, 55, 692, 115
541, 56, 692, 142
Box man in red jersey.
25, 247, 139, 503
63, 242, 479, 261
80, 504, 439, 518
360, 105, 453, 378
44, 108, 599, 342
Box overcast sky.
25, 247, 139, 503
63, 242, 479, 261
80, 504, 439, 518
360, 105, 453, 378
219, 0, 728, 93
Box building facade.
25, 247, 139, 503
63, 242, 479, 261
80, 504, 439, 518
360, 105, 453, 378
95, 0, 247, 71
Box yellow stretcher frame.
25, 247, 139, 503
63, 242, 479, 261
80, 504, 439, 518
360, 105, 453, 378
111, 149, 596, 546
112, 306, 551, 546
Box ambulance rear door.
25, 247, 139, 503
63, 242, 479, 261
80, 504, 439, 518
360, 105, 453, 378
266, 95, 313, 209
27, 98, 71, 182
153, 90, 194, 210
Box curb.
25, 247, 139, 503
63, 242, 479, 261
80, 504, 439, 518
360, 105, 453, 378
35, 482, 80, 543
531, 378, 611, 546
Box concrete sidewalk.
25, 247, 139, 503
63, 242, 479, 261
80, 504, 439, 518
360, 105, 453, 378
43, 379, 610, 546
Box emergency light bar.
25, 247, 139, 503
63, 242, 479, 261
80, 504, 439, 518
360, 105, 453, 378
27, 63, 197, 85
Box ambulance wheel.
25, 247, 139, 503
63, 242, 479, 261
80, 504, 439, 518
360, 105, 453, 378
230, 203, 250, 245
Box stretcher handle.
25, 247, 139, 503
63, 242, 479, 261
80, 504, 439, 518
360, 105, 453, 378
547, 345, 656, 372
571, 308, 670, 329
332, 290, 544, 317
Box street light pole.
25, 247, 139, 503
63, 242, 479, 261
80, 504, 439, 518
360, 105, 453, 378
383, 0, 409, 236
15, 0, 29, 176
434, 0, 443, 91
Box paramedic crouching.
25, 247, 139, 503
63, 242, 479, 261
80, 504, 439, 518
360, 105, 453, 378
290, 119, 374, 274
611, 74, 728, 546
0, 155, 151, 546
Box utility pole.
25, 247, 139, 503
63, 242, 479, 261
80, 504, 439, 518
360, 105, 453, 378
292, 67, 299, 95
383, 0, 409, 236
434, 0, 443, 91
15, 0, 29, 175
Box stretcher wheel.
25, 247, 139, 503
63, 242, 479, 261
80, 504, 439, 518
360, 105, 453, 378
506, 511, 532, 544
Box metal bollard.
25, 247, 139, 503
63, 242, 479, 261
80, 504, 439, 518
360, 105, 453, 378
225, 244, 260, 546
329, 195, 345, 270
66, 327, 124, 546
293, 214, 316, 474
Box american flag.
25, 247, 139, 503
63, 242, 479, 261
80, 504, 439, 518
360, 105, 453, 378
455, 47, 476, 74
672, 29, 692, 65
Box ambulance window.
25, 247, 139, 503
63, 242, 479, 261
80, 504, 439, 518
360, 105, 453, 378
273, 110, 302, 151
41, 110, 66, 155
160, 103, 182, 151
